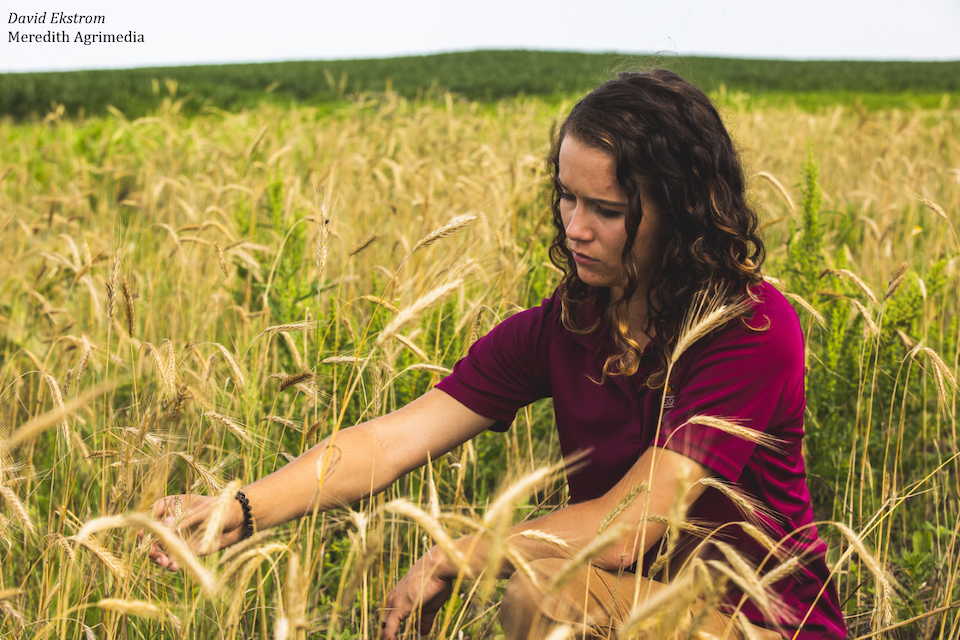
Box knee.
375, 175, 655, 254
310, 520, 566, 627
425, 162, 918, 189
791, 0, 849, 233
500, 567, 541, 639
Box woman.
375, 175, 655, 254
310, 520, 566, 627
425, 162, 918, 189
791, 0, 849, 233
150, 70, 847, 640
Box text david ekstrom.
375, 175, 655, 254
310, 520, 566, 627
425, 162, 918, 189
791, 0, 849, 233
8, 12, 144, 45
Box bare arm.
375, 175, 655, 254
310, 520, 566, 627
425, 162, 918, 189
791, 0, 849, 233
149, 389, 494, 569
382, 446, 710, 638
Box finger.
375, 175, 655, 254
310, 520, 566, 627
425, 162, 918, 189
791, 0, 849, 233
381, 609, 408, 640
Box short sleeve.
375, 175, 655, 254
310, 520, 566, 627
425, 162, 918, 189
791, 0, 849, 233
656, 288, 806, 482
435, 295, 556, 430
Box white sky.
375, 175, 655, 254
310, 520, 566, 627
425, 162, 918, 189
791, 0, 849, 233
2, 0, 959, 73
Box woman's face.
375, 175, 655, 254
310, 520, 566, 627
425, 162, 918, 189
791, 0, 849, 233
558, 135, 660, 300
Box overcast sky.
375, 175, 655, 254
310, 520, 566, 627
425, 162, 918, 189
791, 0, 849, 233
2, 0, 959, 73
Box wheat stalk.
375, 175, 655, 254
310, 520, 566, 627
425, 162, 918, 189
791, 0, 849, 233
782, 292, 826, 327
755, 171, 797, 214
215, 343, 245, 388
820, 268, 878, 306
412, 214, 477, 252
202, 412, 252, 443
349, 232, 381, 256
96, 599, 162, 618
76, 512, 217, 594
672, 291, 753, 364
884, 262, 908, 301
850, 299, 880, 337
683, 415, 786, 451
546, 521, 629, 594
376, 279, 464, 345
121, 276, 135, 336
0, 484, 33, 534
199, 479, 242, 555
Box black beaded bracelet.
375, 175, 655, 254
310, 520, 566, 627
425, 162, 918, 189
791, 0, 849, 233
235, 490, 254, 540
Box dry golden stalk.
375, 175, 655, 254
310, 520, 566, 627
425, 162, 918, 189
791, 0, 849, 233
42, 372, 69, 441
203, 412, 252, 443
740, 522, 789, 561
759, 556, 802, 587
383, 500, 465, 567
546, 522, 629, 594
908, 344, 958, 416
199, 479, 242, 555
706, 560, 780, 623
820, 268, 878, 306
121, 276, 135, 337
96, 599, 162, 619
397, 363, 452, 376
262, 321, 317, 334
273, 371, 314, 391
218, 530, 275, 568
51, 533, 77, 562
215, 240, 228, 276
106, 246, 121, 320
0, 588, 20, 601
597, 481, 647, 534
279, 331, 305, 369
469, 305, 495, 347
69, 535, 126, 580
75, 334, 92, 385
672, 292, 753, 364
919, 197, 948, 221
0, 484, 33, 534
215, 343, 245, 388
360, 295, 400, 313
850, 299, 880, 337
393, 334, 427, 359
77, 512, 217, 594
86, 450, 119, 460
376, 278, 464, 345
0, 381, 115, 455
683, 415, 786, 451
321, 355, 361, 365
755, 171, 797, 214
412, 214, 477, 251
782, 292, 826, 327
884, 262, 908, 301
0, 601, 24, 630
349, 232, 381, 256
314, 199, 331, 280
173, 452, 223, 492
697, 477, 767, 524
261, 416, 302, 431
226, 559, 263, 627
515, 530, 569, 549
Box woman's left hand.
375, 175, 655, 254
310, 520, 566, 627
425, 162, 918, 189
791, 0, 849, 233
382, 546, 454, 640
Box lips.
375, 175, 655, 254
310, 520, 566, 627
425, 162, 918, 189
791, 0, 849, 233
571, 250, 598, 265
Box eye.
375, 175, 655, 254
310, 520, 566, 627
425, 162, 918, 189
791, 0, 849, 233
595, 205, 624, 219
559, 191, 576, 203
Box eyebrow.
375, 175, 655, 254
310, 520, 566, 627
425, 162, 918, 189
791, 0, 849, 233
557, 180, 629, 208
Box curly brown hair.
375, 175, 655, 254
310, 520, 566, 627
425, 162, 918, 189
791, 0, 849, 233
548, 69, 765, 385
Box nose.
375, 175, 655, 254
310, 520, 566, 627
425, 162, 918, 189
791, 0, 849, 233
564, 204, 592, 244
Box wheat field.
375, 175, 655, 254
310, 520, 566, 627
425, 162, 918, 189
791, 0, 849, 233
0, 88, 958, 638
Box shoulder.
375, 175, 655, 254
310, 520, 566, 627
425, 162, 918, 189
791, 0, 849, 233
744, 281, 804, 352
680, 281, 804, 372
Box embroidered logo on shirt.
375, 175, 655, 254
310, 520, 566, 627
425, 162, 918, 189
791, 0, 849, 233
663, 382, 676, 409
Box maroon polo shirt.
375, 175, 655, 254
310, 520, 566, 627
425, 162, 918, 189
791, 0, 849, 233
436, 282, 846, 639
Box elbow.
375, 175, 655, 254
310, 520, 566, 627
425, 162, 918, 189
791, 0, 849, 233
591, 544, 639, 572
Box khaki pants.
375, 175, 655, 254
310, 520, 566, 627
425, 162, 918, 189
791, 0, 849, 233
498, 559, 783, 640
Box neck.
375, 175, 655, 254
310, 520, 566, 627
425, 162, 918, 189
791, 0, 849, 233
612, 284, 652, 345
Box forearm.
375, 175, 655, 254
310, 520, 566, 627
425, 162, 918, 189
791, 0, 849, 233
232, 389, 494, 534
239, 422, 392, 531
431, 448, 710, 580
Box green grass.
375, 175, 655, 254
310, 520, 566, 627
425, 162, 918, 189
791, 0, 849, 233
2, 50, 959, 120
